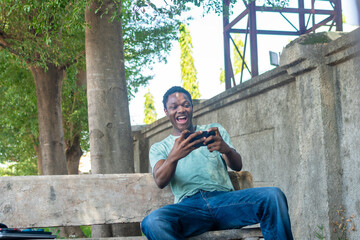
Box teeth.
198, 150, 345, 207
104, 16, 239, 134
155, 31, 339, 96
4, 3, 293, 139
177, 116, 186, 120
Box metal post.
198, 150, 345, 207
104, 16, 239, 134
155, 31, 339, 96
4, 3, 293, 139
298, 0, 306, 34
249, 1, 259, 77
223, 0, 232, 89
334, 0, 343, 31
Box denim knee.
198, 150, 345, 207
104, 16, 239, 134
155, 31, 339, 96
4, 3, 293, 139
264, 187, 288, 207
264, 186, 284, 197
141, 210, 173, 234
141, 214, 153, 235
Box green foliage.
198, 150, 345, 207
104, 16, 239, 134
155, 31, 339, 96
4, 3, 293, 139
261, 0, 289, 9
0, 0, 86, 69
122, 1, 181, 99
0, 51, 39, 175
0, 51, 89, 176
315, 206, 357, 240
0, 158, 38, 176
132, 0, 190, 19
179, 23, 200, 99
80, 226, 91, 238
315, 225, 325, 240
61, 65, 89, 152
0, 0, 183, 175
85, 0, 182, 99
144, 90, 157, 124
1, 0, 178, 98
232, 35, 245, 74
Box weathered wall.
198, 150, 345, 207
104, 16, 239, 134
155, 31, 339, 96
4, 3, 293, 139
136, 28, 360, 240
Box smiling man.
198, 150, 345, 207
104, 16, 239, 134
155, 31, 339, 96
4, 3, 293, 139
141, 86, 293, 240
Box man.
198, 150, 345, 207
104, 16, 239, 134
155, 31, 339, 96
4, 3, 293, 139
141, 86, 293, 240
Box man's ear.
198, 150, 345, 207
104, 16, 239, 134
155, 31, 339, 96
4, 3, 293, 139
164, 108, 168, 116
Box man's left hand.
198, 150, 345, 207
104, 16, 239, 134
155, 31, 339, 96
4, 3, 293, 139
204, 127, 232, 154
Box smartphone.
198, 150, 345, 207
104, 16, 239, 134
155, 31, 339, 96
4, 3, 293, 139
185, 131, 215, 147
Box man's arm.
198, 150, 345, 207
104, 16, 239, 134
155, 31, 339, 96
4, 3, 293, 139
205, 127, 242, 171
153, 131, 206, 189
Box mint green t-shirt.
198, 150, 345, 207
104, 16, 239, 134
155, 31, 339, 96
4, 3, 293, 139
149, 123, 235, 203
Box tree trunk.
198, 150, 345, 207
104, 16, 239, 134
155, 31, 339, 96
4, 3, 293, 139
65, 69, 86, 175
85, 0, 136, 237
65, 135, 83, 174
34, 144, 43, 175
30, 64, 67, 175
30, 55, 86, 239
85, 0, 134, 176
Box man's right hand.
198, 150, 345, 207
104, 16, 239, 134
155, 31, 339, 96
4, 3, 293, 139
152, 130, 205, 189
169, 130, 206, 160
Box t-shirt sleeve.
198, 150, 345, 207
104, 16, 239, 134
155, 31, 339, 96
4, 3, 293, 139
149, 142, 169, 172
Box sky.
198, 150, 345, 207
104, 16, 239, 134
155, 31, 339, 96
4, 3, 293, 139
129, 0, 359, 126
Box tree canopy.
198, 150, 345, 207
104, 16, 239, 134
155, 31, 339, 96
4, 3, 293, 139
0, 0, 86, 68
0, 51, 38, 175
0, 51, 88, 175
0, 0, 182, 175
143, 90, 157, 124
179, 23, 200, 99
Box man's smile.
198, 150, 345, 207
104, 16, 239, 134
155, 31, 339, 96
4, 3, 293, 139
176, 115, 188, 124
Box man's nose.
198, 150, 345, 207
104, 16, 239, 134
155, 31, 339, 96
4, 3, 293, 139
177, 105, 185, 112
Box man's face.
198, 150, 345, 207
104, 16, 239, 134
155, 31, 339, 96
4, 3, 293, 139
165, 92, 193, 135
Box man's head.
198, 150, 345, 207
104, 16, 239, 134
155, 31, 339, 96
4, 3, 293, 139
162, 86, 192, 110
163, 86, 194, 135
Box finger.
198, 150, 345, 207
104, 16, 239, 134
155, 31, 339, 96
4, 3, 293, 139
203, 135, 215, 145
186, 130, 203, 142
180, 130, 191, 140
189, 134, 206, 148
207, 143, 217, 152
207, 127, 219, 136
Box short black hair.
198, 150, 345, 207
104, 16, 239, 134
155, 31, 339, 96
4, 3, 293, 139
163, 86, 193, 109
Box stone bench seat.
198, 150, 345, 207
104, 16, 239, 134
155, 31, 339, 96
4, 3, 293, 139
0, 172, 263, 239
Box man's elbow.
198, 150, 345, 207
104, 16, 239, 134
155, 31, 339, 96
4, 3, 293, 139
155, 178, 168, 189
231, 157, 242, 171
232, 164, 243, 171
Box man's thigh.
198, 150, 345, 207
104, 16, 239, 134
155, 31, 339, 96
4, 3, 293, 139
150, 197, 215, 237
205, 188, 274, 230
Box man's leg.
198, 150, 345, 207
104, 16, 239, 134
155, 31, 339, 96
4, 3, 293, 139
207, 187, 293, 240
141, 192, 214, 240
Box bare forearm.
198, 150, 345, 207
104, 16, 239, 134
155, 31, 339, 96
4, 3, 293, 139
153, 158, 178, 189
222, 148, 242, 171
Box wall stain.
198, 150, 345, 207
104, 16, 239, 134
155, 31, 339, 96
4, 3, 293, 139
49, 186, 56, 201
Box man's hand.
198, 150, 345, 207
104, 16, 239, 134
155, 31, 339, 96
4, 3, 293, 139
152, 130, 206, 189
204, 127, 232, 154
168, 130, 206, 160
204, 127, 243, 171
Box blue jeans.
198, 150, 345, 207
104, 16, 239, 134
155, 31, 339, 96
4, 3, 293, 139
141, 187, 293, 240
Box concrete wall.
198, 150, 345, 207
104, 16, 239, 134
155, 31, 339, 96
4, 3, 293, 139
133, 28, 360, 240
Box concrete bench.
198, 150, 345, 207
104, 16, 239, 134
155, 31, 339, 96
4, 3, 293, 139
0, 172, 263, 239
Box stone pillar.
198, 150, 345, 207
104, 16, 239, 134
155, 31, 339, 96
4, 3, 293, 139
132, 125, 149, 173
280, 32, 344, 240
